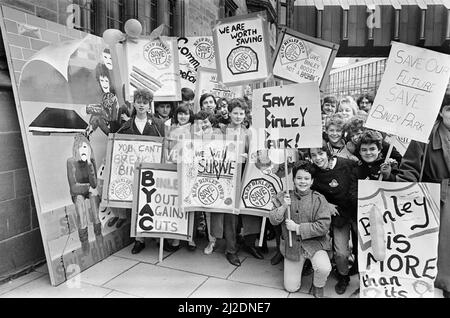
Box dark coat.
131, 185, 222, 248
117, 114, 165, 137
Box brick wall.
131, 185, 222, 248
0, 0, 76, 281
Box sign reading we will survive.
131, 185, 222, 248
130, 164, 194, 241
102, 134, 163, 208
365, 42, 450, 143
357, 180, 440, 298
213, 12, 273, 86
179, 136, 242, 214
251, 82, 322, 149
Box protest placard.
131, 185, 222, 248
102, 134, 164, 208
194, 67, 244, 112
239, 148, 297, 217
213, 12, 273, 86
357, 180, 440, 298
179, 135, 242, 213
251, 82, 323, 149
385, 135, 411, 157
365, 42, 450, 143
130, 163, 194, 241
272, 27, 339, 90
125, 37, 181, 101
178, 36, 216, 90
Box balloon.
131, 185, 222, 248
124, 19, 142, 38
102, 29, 124, 46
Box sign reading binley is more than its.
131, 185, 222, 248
365, 42, 450, 143
213, 12, 273, 86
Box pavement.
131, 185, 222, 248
0, 236, 445, 298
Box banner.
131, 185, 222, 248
177, 36, 216, 90
0, 6, 132, 286
365, 42, 450, 143
179, 136, 242, 213
194, 67, 244, 112
251, 82, 323, 149
357, 180, 440, 298
272, 27, 339, 90
102, 134, 164, 208
130, 164, 194, 241
213, 12, 273, 86
125, 37, 181, 101
239, 148, 297, 217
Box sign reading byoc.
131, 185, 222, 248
213, 12, 273, 86
179, 136, 242, 214
130, 163, 194, 241
102, 134, 163, 208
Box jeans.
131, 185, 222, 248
283, 250, 331, 292
333, 220, 357, 276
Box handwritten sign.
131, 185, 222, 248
130, 164, 194, 241
102, 134, 163, 208
179, 136, 241, 213
125, 37, 181, 101
251, 82, 322, 149
239, 148, 297, 217
358, 180, 440, 298
194, 67, 244, 113
365, 42, 450, 143
273, 27, 338, 90
213, 12, 273, 86
177, 36, 216, 90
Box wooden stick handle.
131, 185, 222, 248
259, 217, 266, 247
284, 148, 293, 248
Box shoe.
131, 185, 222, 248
226, 253, 241, 266
310, 285, 324, 298
271, 251, 283, 265
163, 244, 180, 252
187, 242, 197, 251
107, 216, 118, 227
443, 290, 450, 298
116, 218, 126, 228
335, 275, 350, 295
243, 245, 264, 259
204, 240, 216, 255
131, 241, 145, 254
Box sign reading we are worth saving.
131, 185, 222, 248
365, 42, 450, 143
251, 82, 322, 149
213, 12, 273, 86
102, 134, 163, 208
179, 136, 242, 213
130, 164, 194, 241
357, 180, 440, 298
273, 27, 339, 90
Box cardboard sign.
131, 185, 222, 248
239, 148, 298, 217
365, 42, 450, 143
177, 36, 216, 90
213, 12, 273, 86
102, 134, 164, 208
385, 135, 411, 157
251, 82, 323, 149
194, 67, 244, 113
357, 180, 440, 298
130, 164, 194, 241
179, 135, 242, 213
273, 27, 339, 90
125, 37, 181, 101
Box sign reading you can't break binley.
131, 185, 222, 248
365, 42, 450, 143
213, 12, 273, 86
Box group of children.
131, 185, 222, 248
86, 76, 450, 298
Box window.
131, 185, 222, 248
225, 0, 237, 17
151, 0, 158, 31
106, 0, 124, 30
168, 0, 176, 36
279, 0, 287, 26
71, 0, 95, 33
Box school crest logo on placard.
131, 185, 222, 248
227, 46, 259, 75
143, 41, 171, 70
280, 38, 308, 65
242, 178, 276, 209
193, 37, 215, 63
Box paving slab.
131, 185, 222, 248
228, 257, 284, 290
0, 271, 46, 296
77, 256, 139, 286
112, 239, 170, 264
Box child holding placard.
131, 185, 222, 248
269, 160, 334, 298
